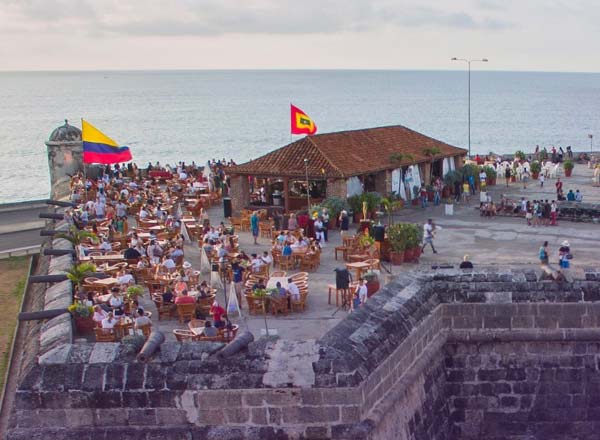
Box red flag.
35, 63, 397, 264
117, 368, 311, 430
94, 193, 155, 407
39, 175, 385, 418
291, 104, 317, 135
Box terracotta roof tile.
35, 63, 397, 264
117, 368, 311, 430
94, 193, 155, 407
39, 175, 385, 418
231, 125, 466, 178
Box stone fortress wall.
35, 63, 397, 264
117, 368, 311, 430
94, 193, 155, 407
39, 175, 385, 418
7, 238, 600, 440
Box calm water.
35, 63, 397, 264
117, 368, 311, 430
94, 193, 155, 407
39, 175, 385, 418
1, 70, 599, 203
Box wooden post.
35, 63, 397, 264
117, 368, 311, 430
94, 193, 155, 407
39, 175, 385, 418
283, 177, 290, 213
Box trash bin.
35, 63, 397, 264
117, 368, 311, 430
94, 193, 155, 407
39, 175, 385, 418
223, 197, 232, 218
373, 225, 385, 242
272, 191, 282, 206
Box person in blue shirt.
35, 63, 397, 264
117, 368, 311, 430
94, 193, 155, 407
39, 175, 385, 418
250, 211, 259, 245
231, 262, 245, 308
468, 174, 475, 195
566, 190, 575, 201
282, 243, 293, 257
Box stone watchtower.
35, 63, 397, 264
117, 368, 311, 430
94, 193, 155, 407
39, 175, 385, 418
45, 119, 83, 200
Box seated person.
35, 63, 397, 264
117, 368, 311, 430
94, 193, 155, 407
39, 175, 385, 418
92, 305, 108, 327
286, 278, 301, 301
170, 245, 184, 259
252, 278, 266, 291
250, 253, 263, 273
134, 308, 152, 328
173, 276, 188, 295
118, 270, 135, 286
123, 246, 141, 260
209, 301, 226, 328
174, 289, 195, 304
197, 281, 211, 298
459, 255, 474, 269
282, 243, 293, 257
161, 255, 176, 271
108, 288, 124, 315
101, 311, 118, 330
201, 320, 218, 337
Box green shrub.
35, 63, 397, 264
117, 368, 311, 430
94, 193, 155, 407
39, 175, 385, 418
563, 160, 574, 171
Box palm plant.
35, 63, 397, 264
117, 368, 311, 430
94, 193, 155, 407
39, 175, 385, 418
381, 197, 402, 226
66, 262, 97, 290
56, 225, 98, 246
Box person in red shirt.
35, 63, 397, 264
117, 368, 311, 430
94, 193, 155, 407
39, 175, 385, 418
210, 301, 226, 328
174, 289, 195, 304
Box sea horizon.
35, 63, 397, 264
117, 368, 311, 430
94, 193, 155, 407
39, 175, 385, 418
1, 69, 599, 204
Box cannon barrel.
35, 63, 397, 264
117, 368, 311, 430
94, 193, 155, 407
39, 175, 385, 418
40, 229, 59, 237
137, 331, 166, 362
29, 274, 68, 283
46, 199, 77, 208
19, 309, 68, 321
39, 213, 66, 220
218, 331, 254, 358
43, 249, 76, 257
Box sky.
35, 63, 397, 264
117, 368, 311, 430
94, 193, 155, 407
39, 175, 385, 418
1, 0, 599, 72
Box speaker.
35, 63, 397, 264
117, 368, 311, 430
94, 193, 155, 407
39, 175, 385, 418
373, 225, 385, 242
223, 197, 232, 218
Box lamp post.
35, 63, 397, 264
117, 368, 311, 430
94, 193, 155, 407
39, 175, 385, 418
304, 158, 310, 209
451, 57, 488, 158
589, 134, 593, 154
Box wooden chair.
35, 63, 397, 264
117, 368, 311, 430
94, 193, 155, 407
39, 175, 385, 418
245, 295, 265, 315
271, 271, 287, 278
173, 329, 195, 341
290, 292, 307, 312
218, 324, 239, 342
290, 272, 309, 282
137, 324, 152, 338
188, 319, 206, 333
270, 296, 288, 316
176, 303, 196, 323
94, 327, 116, 342
365, 258, 381, 271
279, 255, 294, 271
259, 222, 273, 238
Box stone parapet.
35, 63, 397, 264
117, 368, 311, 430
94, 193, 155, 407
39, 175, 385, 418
8, 267, 600, 439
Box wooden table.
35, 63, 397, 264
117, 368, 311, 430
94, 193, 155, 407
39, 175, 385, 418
346, 262, 371, 280
81, 255, 126, 263
93, 277, 120, 287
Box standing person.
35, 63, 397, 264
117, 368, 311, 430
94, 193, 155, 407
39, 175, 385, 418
550, 200, 558, 226
555, 177, 563, 198
539, 173, 545, 187
539, 241, 549, 266
454, 179, 461, 203
420, 185, 428, 209
231, 261, 245, 309
433, 178, 441, 206
321, 208, 330, 242
339, 210, 349, 236
559, 240, 571, 269
478, 169, 487, 192
250, 211, 259, 245
462, 180, 470, 203
421, 219, 437, 254
505, 166, 511, 187
355, 278, 368, 305
468, 173, 476, 195
522, 168, 530, 189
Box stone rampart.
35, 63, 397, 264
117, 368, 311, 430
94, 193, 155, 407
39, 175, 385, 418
7, 268, 600, 440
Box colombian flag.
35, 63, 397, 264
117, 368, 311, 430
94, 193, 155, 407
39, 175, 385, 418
291, 104, 317, 135
82, 120, 132, 164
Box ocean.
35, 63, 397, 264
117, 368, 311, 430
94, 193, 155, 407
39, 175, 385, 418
1, 70, 599, 204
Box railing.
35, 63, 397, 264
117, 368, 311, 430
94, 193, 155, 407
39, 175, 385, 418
0, 245, 41, 260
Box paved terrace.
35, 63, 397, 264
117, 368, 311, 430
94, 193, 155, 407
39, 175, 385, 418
145, 164, 599, 342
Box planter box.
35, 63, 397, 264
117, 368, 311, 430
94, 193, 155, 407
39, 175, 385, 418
565, 169, 573, 177
445, 204, 454, 216
390, 251, 404, 265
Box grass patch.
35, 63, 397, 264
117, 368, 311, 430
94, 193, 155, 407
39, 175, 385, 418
0, 256, 29, 393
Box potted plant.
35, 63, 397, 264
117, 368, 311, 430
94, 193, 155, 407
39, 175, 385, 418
66, 262, 97, 298
530, 161, 541, 179
56, 225, 98, 246
347, 194, 363, 223
321, 196, 349, 227
362, 192, 382, 218
363, 271, 380, 297
515, 150, 526, 162
387, 223, 407, 265
404, 223, 422, 263
563, 159, 574, 177
381, 197, 402, 226
443, 170, 462, 195
482, 166, 497, 186
357, 232, 376, 249
411, 185, 420, 206
444, 196, 454, 216
68, 302, 95, 334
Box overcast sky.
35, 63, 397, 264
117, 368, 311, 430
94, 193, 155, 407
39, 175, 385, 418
1, 0, 598, 72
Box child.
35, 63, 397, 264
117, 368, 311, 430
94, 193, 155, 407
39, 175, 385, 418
351, 290, 361, 312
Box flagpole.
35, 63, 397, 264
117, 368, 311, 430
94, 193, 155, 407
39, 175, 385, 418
81, 118, 88, 203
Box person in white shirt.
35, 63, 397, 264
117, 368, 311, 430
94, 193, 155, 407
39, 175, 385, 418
161, 256, 176, 271
100, 238, 112, 252
250, 253, 263, 273
314, 218, 324, 244
134, 308, 152, 329
287, 279, 301, 301
92, 305, 108, 327
118, 270, 135, 286
94, 199, 106, 219
116, 201, 128, 218
261, 251, 273, 267
101, 311, 117, 329
139, 207, 149, 219
356, 278, 368, 305
421, 218, 437, 254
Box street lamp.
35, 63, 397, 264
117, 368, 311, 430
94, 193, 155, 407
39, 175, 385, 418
451, 57, 489, 157
304, 158, 310, 209
589, 134, 593, 154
